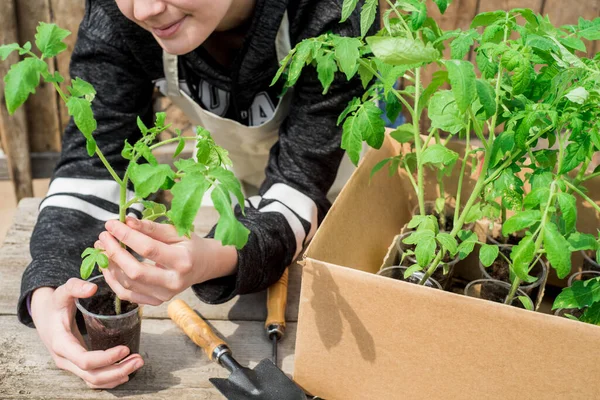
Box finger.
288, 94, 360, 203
61, 354, 143, 389
109, 263, 176, 302
99, 231, 171, 287
105, 220, 181, 266
125, 216, 181, 244
54, 278, 98, 309
53, 333, 130, 371
101, 268, 163, 306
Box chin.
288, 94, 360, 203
155, 38, 199, 55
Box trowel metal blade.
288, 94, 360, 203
209, 359, 305, 400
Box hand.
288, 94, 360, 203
95, 217, 238, 306
31, 279, 144, 389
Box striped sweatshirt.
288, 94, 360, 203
18, 0, 371, 326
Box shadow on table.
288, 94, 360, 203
107, 331, 198, 396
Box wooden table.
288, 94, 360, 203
0, 198, 303, 399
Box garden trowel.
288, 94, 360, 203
168, 299, 306, 400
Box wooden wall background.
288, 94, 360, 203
0, 0, 599, 199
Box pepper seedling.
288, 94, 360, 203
1, 22, 250, 314
273, 0, 600, 310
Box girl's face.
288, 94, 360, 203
115, 0, 234, 55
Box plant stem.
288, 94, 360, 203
413, 67, 426, 215
149, 136, 196, 151
564, 180, 600, 214
356, 59, 415, 115
454, 121, 471, 223
403, 158, 419, 194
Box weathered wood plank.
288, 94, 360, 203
15, 0, 63, 153
0, 198, 302, 322
49, 0, 86, 134
0, 316, 297, 399
0, 0, 34, 200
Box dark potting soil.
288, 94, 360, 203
488, 247, 512, 283
489, 234, 521, 246
86, 291, 137, 316
582, 253, 600, 271
82, 292, 141, 355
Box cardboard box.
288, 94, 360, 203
294, 135, 600, 399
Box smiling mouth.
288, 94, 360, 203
152, 17, 186, 39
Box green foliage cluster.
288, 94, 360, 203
273, 0, 600, 315
0, 23, 249, 302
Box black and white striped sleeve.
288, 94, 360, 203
191, 5, 367, 304
17, 2, 154, 327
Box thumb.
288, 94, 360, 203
55, 278, 97, 307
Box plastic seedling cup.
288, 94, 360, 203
396, 232, 459, 290
579, 251, 600, 272
464, 279, 532, 309
75, 275, 143, 354
377, 266, 443, 290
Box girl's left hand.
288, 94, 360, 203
95, 217, 238, 306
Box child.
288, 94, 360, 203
19, 0, 370, 389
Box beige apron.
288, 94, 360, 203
160, 11, 355, 200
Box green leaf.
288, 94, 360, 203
134, 142, 158, 166
523, 187, 550, 210
476, 50, 498, 79
407, 215, 429, 229
271, 48, 295, 86
437, 232, 458, 256
559, 141, 588, 174
544, 221, 572, 279
403, 264, 424, 279
433, 0, 448, 14
410, 1, 427, 30
4, 57, 48, 114
553, 278, 600, 310
341, 0, 359, 22
567, 232, 597, 251
357, 60, 374, 89
316, 52, 337, 94
360, 0, 378, 37
66, 97, 97, 153
371, 158, 393, 180
557, 192, 577, 234
415, 235, 436, 267
479, 244, 499, 268
502, 210, 541, 236
207, 167, 245, 209
286, 40, 317, 87
167, 173, 211, 236
580, 301, 600, 325
337, 97, 361, 125
475, 79, 496, 119
121, 140, 134, 160
366, 36, 440, 66
565, 87, 589, 104
68, 77, 96, 100
342, 101, 385, 165
510, 235, 536, 282
137, 116, 149, 136
130, 163, 174, 198
450, 30, 478, 60
141, 200, 167, 221
427, 90, 464, 134
420, 144, 459, 169
80, 248, 108, 280
518, 295, 534, 311
457, 233, 477, 260
35, 22, 70, 58
471, 11, 507, 28
174, 137, 186, 158
445, 60, 477, 114
211, 184, 250, 249
465, 203, 483, 224
0, 43, 20, 61
490, 131, 514, 168
333, 36, 362, 80
390, 124, 414, 144
559, 36, 586, 53
577, 17, 600, 40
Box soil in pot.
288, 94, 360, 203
487, 233, 522, 246
464, 279, 531, 309
76, 275, 142, 355
377, 266, 443, 290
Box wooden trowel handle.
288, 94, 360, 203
168, 299, 227, 362
266, 268, 289, 336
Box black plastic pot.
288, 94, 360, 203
75, 275, 142, 354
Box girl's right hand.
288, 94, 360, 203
30, 278, 144, 389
